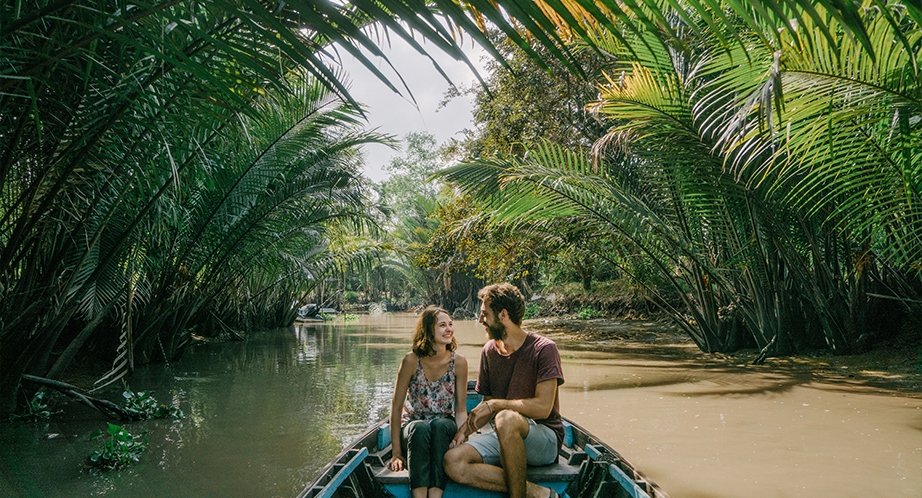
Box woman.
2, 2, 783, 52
387, 306, 468, 498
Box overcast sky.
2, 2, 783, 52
334, 36, 488, 182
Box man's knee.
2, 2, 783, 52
492, 409, 528, 439
443, 446, 464, 481
443, 445, 477, 482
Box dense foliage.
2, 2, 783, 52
445, 30, 609, 159
0, 1, 403, 415
4, 0, 918, 417
439, 2, 922, 359
436, 32, 624, 295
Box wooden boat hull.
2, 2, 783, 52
299, 385, 668, 498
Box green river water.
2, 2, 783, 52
1, 314, 919, 497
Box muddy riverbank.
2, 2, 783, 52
527, 316, 922, 395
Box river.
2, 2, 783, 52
1, 314, 919, 497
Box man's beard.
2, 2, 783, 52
486, 321, 506, 341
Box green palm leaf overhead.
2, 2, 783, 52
1, 0, 918, 413
438, 0, 920, 357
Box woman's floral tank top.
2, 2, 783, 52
402, 352, 455, 423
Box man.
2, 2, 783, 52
444, 283, 564, 498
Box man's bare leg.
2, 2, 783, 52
444, 444, 508, 492
443, 415, 552, 498
494, 409, 529, 498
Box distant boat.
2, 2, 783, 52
299, 381, 668, 498
298, 304, 320, 319
297, 304, 338, 322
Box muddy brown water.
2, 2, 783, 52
1, 314, 918, 497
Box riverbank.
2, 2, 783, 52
526, 316, 922, 395
60, 311, 920, 396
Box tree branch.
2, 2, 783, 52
21, 374, 146, 421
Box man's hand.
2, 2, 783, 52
465, 400, 494, 435
450, 428, 467, 448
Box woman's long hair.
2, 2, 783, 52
412, 306, 456, 357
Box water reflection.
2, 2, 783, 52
0, 314, 918, 498
294, 326, 321, 365
0, 318, 414, 497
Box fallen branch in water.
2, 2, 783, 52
21, 375, 146, 421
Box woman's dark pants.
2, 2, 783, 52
401, 417, 457, 490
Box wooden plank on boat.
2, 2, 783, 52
310, 447, 368, 498
584, 444, 649, 498
374, 458, 580, 485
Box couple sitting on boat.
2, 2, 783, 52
388, 283, 564, 498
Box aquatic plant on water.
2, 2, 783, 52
121, 389, 183, 420
9, 392, 61, 421
87, 423, 149, 472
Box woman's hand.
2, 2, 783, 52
386, 455, 405, 472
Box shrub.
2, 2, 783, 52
524, 302, 541, 319
575, 306, 604, 320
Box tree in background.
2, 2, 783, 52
439, 2, 921, 359
444, 30, 608, 160
338, 133, 455, 310
376, 132, 445, 216
4, 0, 914, 415
439, 31, 629, 294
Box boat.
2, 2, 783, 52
298, 381, 669, 498
296, 304, 340, 323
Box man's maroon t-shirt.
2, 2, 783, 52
475, 332, 565, 447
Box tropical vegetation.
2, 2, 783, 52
437, 1, 922, 359
3, 0, 919, 418
0, 0, 409, 416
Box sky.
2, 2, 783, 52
334, 36, 488, 182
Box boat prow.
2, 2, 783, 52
300, 382, 668, 498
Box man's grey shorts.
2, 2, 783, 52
466, 417, 558, 466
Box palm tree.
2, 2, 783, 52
1, 0, 915, 413
438, 1, 921, 358
0, 0, 400, 411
